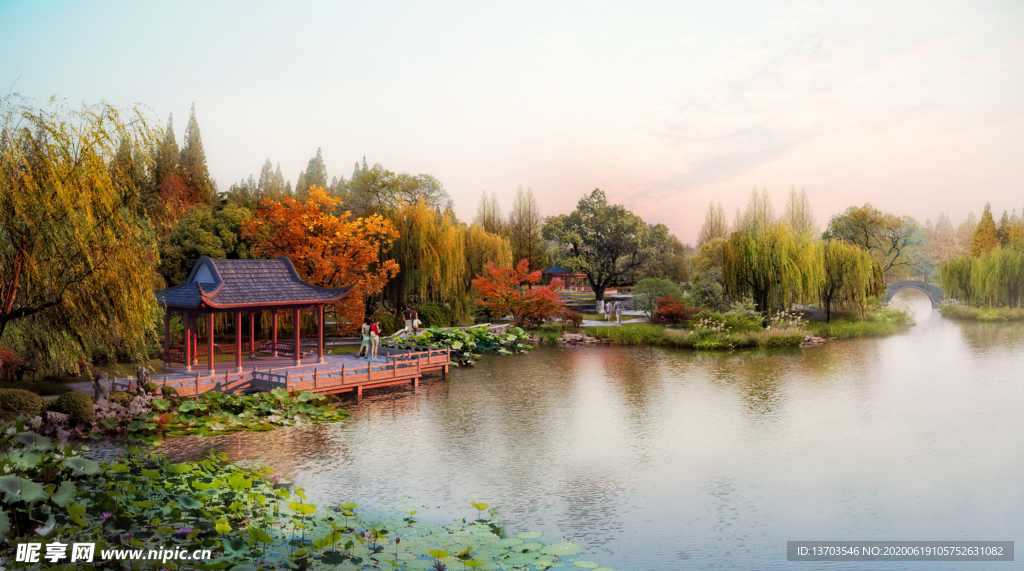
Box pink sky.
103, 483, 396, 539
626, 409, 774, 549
3, 0, 1022, 243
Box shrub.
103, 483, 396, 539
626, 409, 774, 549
0, 388, 43, 419
757, 327, 805, 349
632, 278, 683, 317
2, 380, 73, 396
557, 308, 583, 330
110, 391, 135, 408
143, 381, 159, 394
48, 392, 96, 424
651, 295, 698, 326
372, 311, 404, 336
161, 385, 179, 397
690, 269, 728, 313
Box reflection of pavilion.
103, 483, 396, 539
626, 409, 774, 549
149, 256, 448, 398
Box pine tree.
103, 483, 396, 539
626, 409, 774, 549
996, 209, 1011, 246
473, 191, 504, 234
929, 212, 960, 265
783, 186, 816, 236
179, 103, 214, 204
970, 204, 999, 258
956, 212, 977, 255
697, 201, 729, 247
297, 148, 328, 197
506, 186, 547, 272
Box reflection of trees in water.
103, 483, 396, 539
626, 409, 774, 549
957, 322, 1024, 352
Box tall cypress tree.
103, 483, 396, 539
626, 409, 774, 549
970, 204, 999, 258
179, 103, 214, 204
297, 148, 328, 197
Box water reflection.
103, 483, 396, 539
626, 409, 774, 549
156, 290, 1024, 570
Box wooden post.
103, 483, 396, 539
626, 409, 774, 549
342, 364, 345, 384
292, 308, 301, 366
317, 305, 324, 364
184, 312, 192, 372
285, 371, 290, 389
313, 368, 318, 390
355, 385, 362, 400
163, 311, 171, 368
207, 313, 216, 376
249, 312, 256, 358
192, 313, 198, 366
235, 311, 242, 373
272, 311, 279, 357
196, 373, 200, 394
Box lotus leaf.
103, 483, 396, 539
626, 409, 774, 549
516, 531, 543, 539
14, 431, 54, 451
49, 481, 76, 507
61, 456, 102, 475
0, 475, 48, 504
573, 561, 600, 569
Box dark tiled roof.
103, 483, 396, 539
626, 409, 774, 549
543, 264, 582, 275
154, 257, 354, 309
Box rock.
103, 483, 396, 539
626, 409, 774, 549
127, 395, 151, 416
135, 366, 151, 395
44, 411, 70, 425
92, 371, 110, 405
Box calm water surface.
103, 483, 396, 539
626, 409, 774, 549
160, 290, 1024, 570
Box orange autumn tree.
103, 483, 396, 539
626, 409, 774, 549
242, 186, 400, 333
472, 259, 565, 328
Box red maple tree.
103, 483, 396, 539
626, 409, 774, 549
472, 259, 565, 328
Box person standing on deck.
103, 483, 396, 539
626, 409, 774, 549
370, 319, 381, 360
357, 317, 371, 358
615, 300, 624, 324
402, 306, 415, 334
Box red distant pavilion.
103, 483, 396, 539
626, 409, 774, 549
542, 264, 589, 291
154, 256, 353, 374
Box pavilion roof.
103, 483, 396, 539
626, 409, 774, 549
154, 256, 354, 311
542, 264, 583, 275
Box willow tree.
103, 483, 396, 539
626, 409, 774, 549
940, 255, 973, 304
818, 240, 873, 322
383, 199, 466, 314
722, 222, 821, 314
0, 97, 159, 369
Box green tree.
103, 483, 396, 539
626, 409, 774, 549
823, 203, 921, 276
940, 255, 973, 304
722, 222, 821, 314
542, 189, 672, 311
341, 162, 453, 216
818, 240, 873, 322
158, 204, 252, 286
632, 278, 683, 317
0, 97, 159, 367
506, 186, 547, 272
996, 209, 1011, 247
697, 201, 729, 247
970, 203, 999, 258
296, 148, 328, 198
783, 186, 817, 237
179, 103, 214, 205
473, 190, 504, 234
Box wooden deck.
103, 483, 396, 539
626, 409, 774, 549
114, 345, 450, 399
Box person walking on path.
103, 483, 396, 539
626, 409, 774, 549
402, 306, 415, 334
357, 317, 371, 358
606, 304, 614, 324
370, 318, 381, 360
615, 300, 624, 324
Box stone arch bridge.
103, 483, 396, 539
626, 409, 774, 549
883, 280, 943, 308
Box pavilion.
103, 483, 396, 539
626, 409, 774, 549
542, 264, 589, 291
154, 256, 353, 375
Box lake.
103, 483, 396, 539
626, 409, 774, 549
160, 289, 1024, 570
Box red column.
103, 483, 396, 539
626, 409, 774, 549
183, 312, 192, 372
293, 308, 301, 366
317, 305, 324, 364
249, 312, 256, 358
272, 311, 278, 357
207, 313, 215, 375
192, 313, 198, 365
163, 311, 170, 368
235, 311, 242, 372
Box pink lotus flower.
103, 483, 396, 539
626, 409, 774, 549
101, 512, 113, 520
